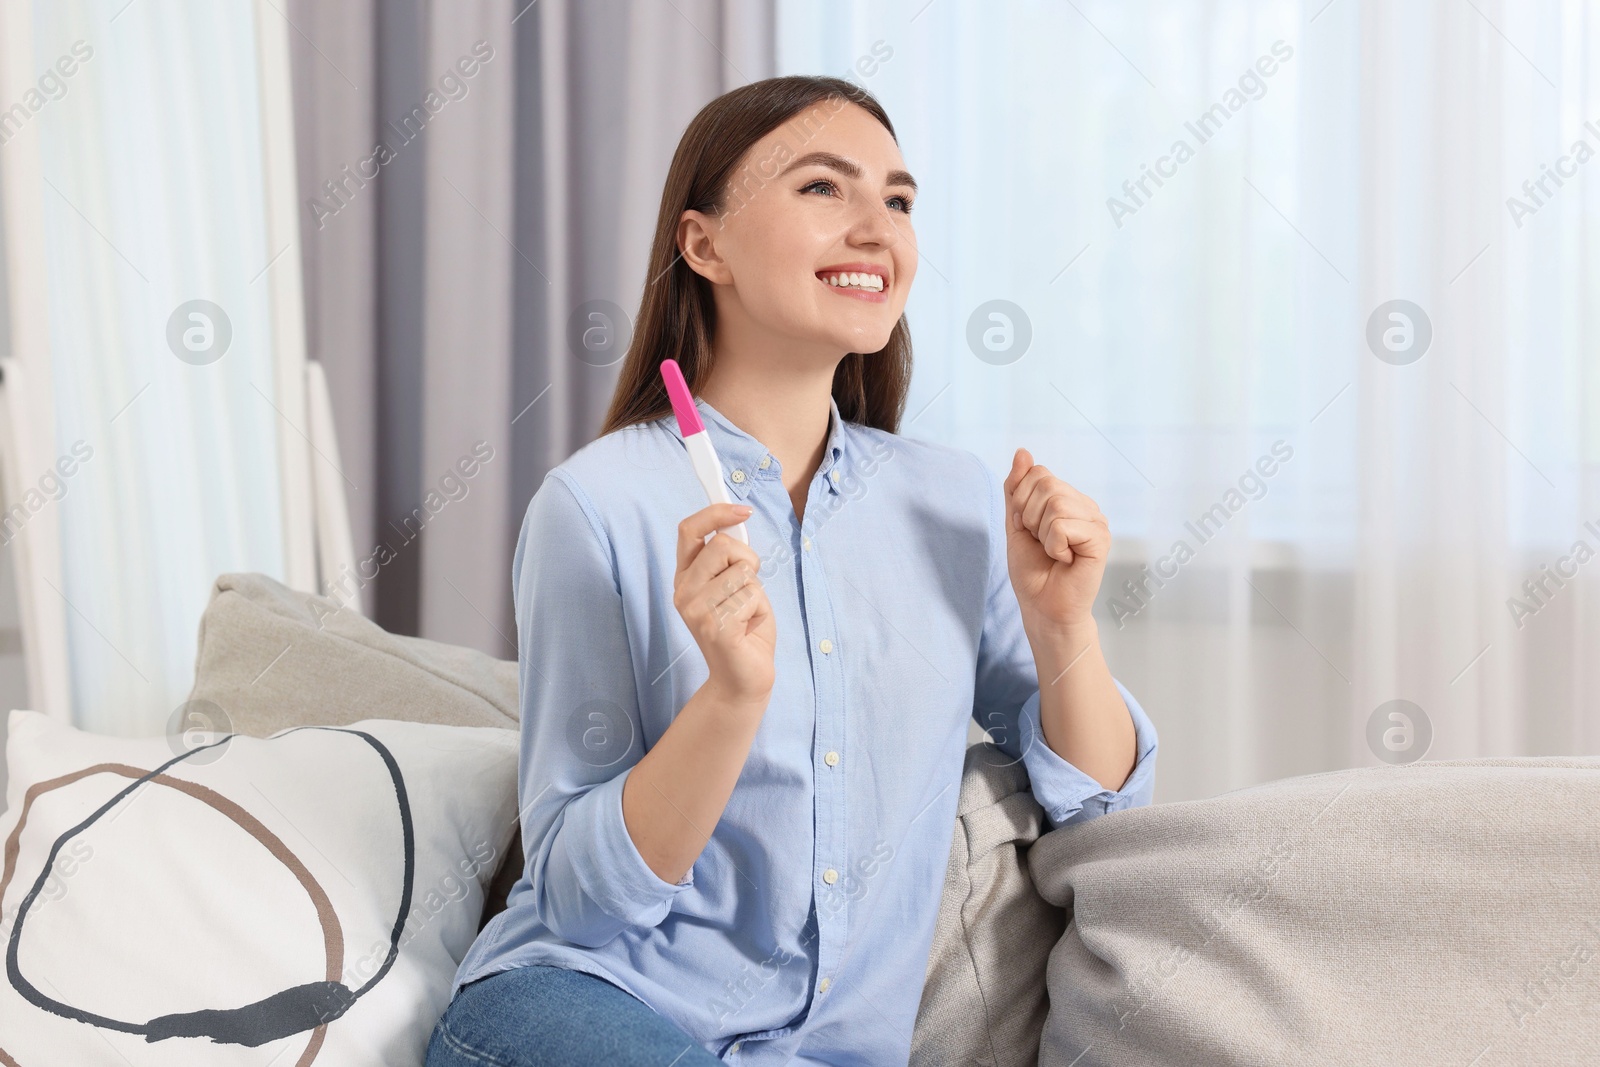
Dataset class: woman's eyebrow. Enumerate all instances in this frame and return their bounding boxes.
[780,150,918,192]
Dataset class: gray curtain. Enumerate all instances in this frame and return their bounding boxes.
[286,0,774,651]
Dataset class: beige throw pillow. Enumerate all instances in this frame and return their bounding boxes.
[186,572,523,929]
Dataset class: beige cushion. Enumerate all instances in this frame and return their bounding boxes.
[1030,757,1600,1066]
[186,572,523,928]
[911,743,1065,1067]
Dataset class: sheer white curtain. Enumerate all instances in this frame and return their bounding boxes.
[778,0,1599,802]
[18,0,299,735]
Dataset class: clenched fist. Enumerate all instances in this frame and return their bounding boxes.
[1003,448,1110,636]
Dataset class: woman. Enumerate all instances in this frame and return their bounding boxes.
[426,74,1157,1066]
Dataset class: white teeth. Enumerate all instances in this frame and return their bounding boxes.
[822,272,884,291]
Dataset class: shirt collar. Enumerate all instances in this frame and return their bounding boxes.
[669,394,848,500]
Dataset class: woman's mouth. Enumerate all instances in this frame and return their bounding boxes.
[816,266,889,303]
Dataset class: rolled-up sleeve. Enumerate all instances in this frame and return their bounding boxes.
[970,460,1159,833]
[1013,682,1158,830]
[510,471,694,948]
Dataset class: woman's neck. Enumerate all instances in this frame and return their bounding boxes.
[697,334,841,524]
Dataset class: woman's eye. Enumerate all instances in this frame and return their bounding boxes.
[799,178,912,213]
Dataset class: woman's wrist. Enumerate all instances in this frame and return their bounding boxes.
[699,676,772,721]
[1023,613,1101,670]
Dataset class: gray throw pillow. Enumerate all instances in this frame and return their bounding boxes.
[911,743,1066,1067]
[186,571,523,929]
[1030,756,1600,1066]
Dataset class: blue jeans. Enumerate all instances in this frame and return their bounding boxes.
[425,963,725,1066]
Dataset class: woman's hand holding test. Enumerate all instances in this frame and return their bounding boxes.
[1003,448,1137,793]
[673,502,777,706]
[618,501,777,889]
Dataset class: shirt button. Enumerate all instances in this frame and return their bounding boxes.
[758,455,771,469]
[730,1041,742,1052]
[731,469,745,484]
[819,638,832,654]
[823,868,839,884]
[819,977,831,993]
[824,750,839,766]
[829,470,840,483]
[802,536,812,551]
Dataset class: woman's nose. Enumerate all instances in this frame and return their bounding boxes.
[846,197,903,249]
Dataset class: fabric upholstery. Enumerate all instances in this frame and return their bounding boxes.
[911,743,1064,1067]
[1029,757,1600,1066]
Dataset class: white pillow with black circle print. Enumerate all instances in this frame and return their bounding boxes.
[0,709,518,1066]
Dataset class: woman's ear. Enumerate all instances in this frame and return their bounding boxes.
[678,210,734,285]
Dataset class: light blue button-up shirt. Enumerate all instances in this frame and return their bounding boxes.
[450,393,1158,1064]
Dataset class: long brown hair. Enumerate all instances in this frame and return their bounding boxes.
[599,75,913,437]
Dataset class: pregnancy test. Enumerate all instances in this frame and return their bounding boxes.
[660,358,749,545]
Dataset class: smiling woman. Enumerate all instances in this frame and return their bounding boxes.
[599,77,917,443]
[425,74,1154,1067]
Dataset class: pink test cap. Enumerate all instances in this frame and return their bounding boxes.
[660,359,705,435]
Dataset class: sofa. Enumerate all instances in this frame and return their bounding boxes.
[3,571,1596,1065]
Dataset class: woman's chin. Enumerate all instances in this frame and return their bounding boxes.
[850,330,896,355]
[814,324,896,356]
